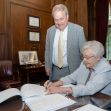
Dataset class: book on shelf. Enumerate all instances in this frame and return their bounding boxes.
[73,104,107,111]
[0,83,76,111]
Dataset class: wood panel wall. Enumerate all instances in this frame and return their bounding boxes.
[0,0,88,65]
[0,0,52,64]
[0,0,11,60]
[10,0,52,64]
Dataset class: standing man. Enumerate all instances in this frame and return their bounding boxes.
[45,4,86,81]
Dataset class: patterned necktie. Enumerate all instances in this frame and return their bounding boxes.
[58,31,63,68]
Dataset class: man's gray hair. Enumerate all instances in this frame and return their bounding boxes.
[81,40,104,57]
[52,4,69,17]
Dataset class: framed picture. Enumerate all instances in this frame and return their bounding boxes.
[18,51,38,65]
[29,31,40,42]
[28,16,40,28]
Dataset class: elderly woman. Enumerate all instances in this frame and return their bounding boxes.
[44,40,111,97]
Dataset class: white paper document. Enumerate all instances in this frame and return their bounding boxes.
[0,84,46,103]
[73,104,107,111]
[0,88,21,103]
[21,84,46,100]
[25,94,76,111]
[0,83,76,111]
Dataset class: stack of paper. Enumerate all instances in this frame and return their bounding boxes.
[21,84,46,100]
[0,83,76,111]
[0,88,21,103]
[25,94,76,111]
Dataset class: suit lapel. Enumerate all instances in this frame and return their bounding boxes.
[67,23,74,58]
[50,28,56,59]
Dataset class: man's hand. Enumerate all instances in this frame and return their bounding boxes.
[45,68,51,76]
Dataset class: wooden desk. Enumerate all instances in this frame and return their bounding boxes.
[23,93,111,111]
[63,93,111,111]
[1,93,111,111]
[19,64,48,84]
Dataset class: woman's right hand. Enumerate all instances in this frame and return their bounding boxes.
[44,80,53,89]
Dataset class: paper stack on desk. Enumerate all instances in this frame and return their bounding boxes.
[0,83,46,103]
[25,93,76,111]
[0,83,76,111]
[20,83,47,101]
[73,104,107,111]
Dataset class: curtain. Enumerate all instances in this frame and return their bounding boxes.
[95,0,109,47]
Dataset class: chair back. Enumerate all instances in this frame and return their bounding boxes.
[0,60,13,81]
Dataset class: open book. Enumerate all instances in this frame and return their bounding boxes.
[0,84,46,103]
[0,83,76,111]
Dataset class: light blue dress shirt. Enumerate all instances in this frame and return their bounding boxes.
[60,58,111,97]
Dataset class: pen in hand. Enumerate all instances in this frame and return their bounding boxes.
[44,80,52,90]
[46,74,52,88]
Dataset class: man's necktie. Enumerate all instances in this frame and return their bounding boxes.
[58,31,63,68]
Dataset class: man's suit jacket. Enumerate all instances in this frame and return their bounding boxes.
[45,22,86,74]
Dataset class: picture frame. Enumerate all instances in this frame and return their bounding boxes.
[18,51,38,65]
[28,16,40,28]
[29,31,40,42]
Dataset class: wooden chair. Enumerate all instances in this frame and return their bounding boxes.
[0,60,21,90]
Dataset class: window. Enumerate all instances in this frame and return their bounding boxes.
[106,3,111,60]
